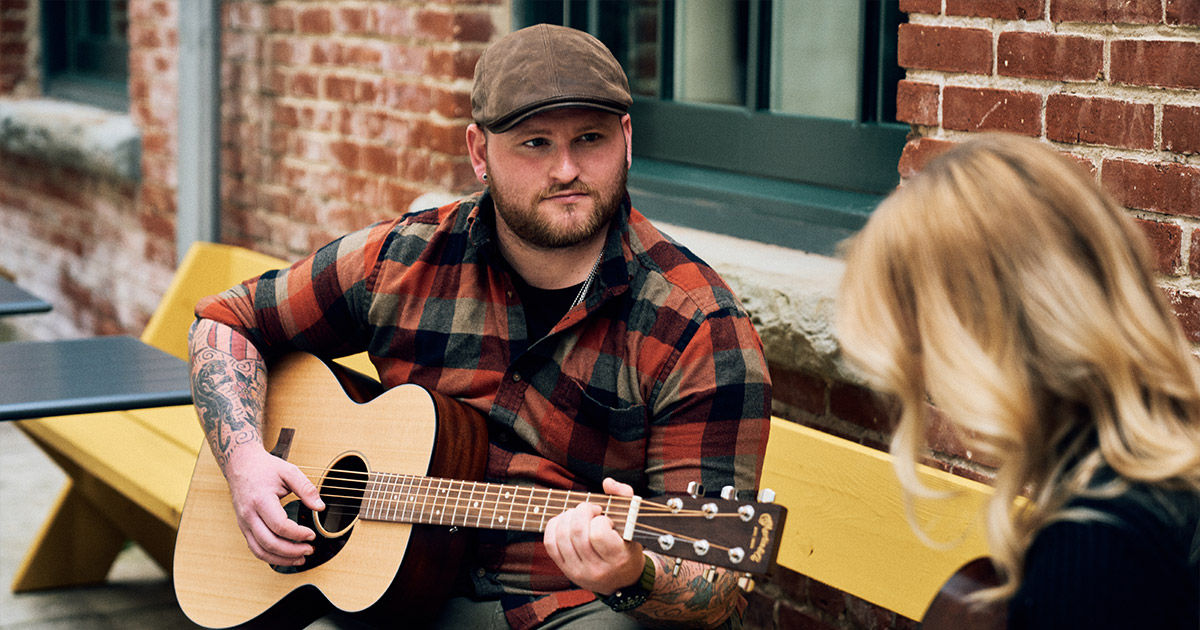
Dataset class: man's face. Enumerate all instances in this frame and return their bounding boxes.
[474,108,632,250]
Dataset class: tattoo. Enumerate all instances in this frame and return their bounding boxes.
[624,554,741,628]
[189,320,268,471]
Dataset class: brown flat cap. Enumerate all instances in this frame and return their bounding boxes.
[472,24,632,133]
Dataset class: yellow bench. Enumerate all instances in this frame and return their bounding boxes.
[760,417,992,622]
[12,242,289,592]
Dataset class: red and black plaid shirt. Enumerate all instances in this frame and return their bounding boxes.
[196,193,772,628]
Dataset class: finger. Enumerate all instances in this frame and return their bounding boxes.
[602,477,634,497]
[282,465,326,512]
[244,514,313,565]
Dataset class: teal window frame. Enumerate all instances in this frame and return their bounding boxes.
[515,0,908,254]
[41,0,130,111]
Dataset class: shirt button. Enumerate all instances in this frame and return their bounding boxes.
[512,372,521,382]
[476,568,486,578]
[506,290,513,299]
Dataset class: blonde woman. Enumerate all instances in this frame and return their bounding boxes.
[836,133,1200,629]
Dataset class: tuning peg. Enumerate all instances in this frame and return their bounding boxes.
[672,558,683,577]
[692,539,710,556]
[703,566,717,583]
[657,533,675,551]
[687,481,705,498]
[737,574,756,592]
[757,488,776,503]
[727,547,745,564]
[720,485,737,500]
[667,497,683,513]
[737,504,755,522]
[701,502,718,519]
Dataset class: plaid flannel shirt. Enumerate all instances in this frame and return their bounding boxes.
[195,192,772,629]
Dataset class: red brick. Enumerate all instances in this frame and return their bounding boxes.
[1190,230,1200,276]
[1167,0,1200,25]
[947,0,1043,19]
[323,75,357,102]
[1051,0,1162,24]
[361,145,398,177]
[809,580,847,617]
[1046,94,1154,150]
[998,32,1103,81]
[1135,218,1182,275]
[296,7,332,35]
[897,24,992,74]
[328,140,360,170]
[898,136,957,178]
[289,71,319,98]
[829,381,891,433]
[335,7,369,34]
[1163,105,1200,154]
[432,87,471,119]
[415,8,454,40]
[268,6,294,31]
[1103,159,1200,218]
[779,603,838,630]
[1111,39,1200,89]
[769,364,828,416]
[453,11,494,43]
[896,80,939,126]
[374,5,414,37]
[899,0,942,13]
[1165,288,1200,343]
[943,87,1041,136]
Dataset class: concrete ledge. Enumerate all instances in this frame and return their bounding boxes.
[0,99,141,181]
[661,222,858,383]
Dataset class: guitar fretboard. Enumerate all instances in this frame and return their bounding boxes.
[360,473,636,534]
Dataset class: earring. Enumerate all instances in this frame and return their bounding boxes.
[482,173,488,182]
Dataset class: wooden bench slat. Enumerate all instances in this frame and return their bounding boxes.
[761,417,991,621]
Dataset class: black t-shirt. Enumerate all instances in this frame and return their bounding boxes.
[508,272,584,342]
[1008,478,1200,629]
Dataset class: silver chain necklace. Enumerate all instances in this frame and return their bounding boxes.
[570,251,602,309]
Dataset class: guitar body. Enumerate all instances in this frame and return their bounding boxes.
[921,557,1008,630]
[174,353,488,629]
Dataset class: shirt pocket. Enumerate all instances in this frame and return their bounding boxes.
[556,376,649,444]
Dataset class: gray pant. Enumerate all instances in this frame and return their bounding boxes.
[426,596,743,630]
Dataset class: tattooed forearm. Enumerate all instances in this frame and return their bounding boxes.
[188,319,269,472]
[624,553,741,629]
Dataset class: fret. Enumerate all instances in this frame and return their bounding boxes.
[450,478,465,527]
[517,485,532,532]
[432,478,449,525]
[386,473,403,522]
[363,473,378,520]
[470,481,485,528]
[539,487,553,531]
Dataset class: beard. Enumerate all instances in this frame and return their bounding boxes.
[488,166,628,249]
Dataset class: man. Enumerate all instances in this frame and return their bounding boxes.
[189,24,771,629]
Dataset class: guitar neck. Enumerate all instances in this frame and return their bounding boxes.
[361,473,639,535]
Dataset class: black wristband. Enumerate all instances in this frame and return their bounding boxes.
[602,554,656,612]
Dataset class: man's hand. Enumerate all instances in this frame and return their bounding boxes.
[544,477,647,595]
[224,446,326,567]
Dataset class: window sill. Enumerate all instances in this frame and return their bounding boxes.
[628,158,883,257]
[0,98,140,182]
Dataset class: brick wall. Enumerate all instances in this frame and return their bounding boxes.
[895,0,1200,343]
[0,0,35,97]
[0,0,179,340]
[219,0,500,260]
[746,3,1200,629]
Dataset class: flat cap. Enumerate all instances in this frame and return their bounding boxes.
[472,24,632,133]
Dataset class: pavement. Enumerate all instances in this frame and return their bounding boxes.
[0,422,357,630]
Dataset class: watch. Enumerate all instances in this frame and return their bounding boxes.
[602,554,656,612]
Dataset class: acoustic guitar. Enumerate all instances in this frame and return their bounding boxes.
[921,557,1007,630]
[174,353,787,629]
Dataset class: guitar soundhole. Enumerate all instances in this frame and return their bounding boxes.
[271,453,368,575]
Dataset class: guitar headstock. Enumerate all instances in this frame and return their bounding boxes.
[629,485,786,584]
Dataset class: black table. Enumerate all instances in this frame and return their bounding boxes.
[0,277,52,316]
[0,336,192,421]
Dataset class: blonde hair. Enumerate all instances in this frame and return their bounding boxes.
[836,133,1200,599]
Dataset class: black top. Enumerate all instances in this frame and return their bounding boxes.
[1008,475,1200,629]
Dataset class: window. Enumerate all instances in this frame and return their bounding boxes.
[515,0,908,254]
[41,0,130,110]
